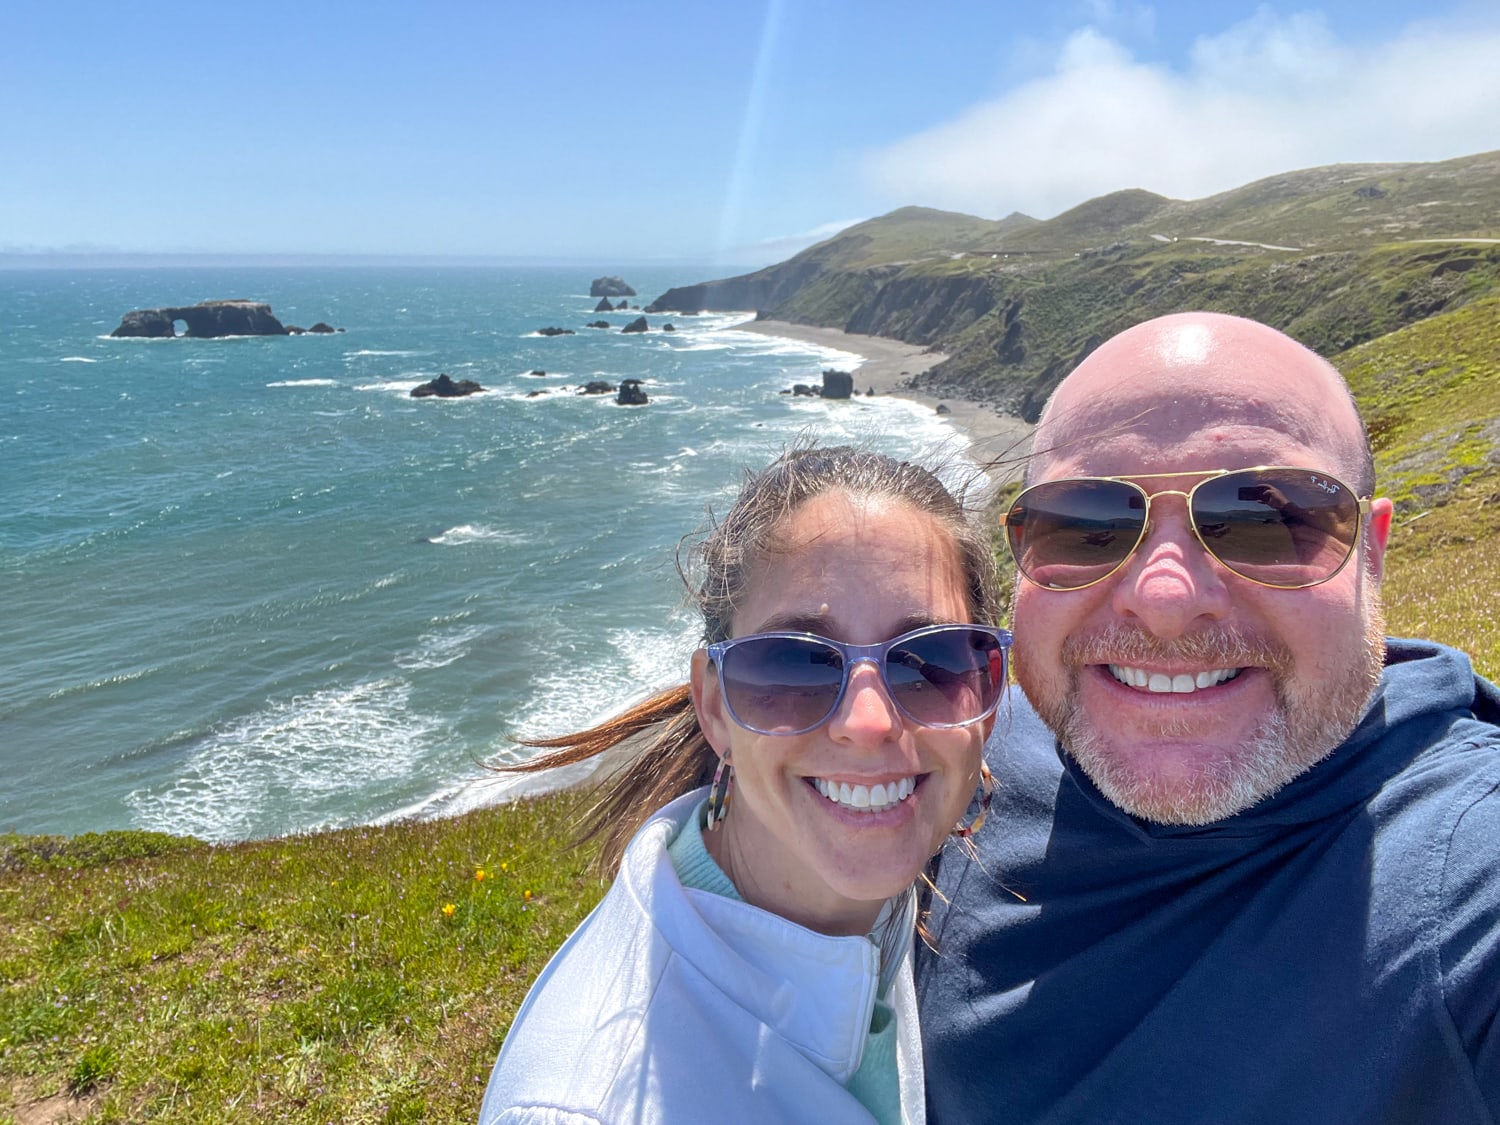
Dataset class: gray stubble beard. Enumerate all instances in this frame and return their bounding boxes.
[1033,605,1387,826]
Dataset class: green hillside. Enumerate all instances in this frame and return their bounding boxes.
[647,149,1500,423]
[1337,295,1500,671]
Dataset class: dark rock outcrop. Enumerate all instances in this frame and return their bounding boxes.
[820,369,854,399]
[594,297,616,312]
[616,379,648,405]
[781,370,855,399]
[581,380,616,395]
[309,322,337,334]
[621,317,649,334]
[411,374,484,398]
[537,326,576,336]
[662,323,676,332]
[590,276,636,298]
[110,300,290,338]
[585,320,611,329]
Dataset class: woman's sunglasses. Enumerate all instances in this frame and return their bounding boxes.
[1000,466,1372,592]
[703,624,1012,736]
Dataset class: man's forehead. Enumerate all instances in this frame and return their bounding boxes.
[1033,386,1363,490]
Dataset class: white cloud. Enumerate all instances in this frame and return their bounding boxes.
[863,11,1500,219]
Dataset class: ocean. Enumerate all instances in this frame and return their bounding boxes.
[1,265,978,842]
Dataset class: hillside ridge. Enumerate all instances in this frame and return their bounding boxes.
[648,149,1500,420]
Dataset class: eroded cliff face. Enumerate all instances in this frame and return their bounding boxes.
[643,259,826,316]
[110,301,288,338]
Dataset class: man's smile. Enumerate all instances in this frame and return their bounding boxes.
[1106,665,1242,693]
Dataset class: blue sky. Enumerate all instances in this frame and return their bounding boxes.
[4,1,1498,267]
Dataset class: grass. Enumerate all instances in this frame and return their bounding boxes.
[1335,294,1500,674]
[0,789,605,1124]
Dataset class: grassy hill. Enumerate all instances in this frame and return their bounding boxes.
[648,149,1500,421]
[1338,294,1500,672]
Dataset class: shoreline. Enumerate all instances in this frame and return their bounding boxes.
[732,319,1034,473]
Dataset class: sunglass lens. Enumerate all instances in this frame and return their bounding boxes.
[1192,469,1361,585]
[884,628,1007,726]
[719,635,845,733]
[1007,479,1146,590]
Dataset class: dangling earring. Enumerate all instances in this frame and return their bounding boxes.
[950,761,994,839]
[706,751,734,831]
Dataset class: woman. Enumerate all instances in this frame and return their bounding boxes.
[479,446,1009,1125]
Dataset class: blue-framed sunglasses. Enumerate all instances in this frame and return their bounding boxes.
[703,623,1012,736]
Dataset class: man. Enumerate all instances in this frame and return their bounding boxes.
[918,312,1499,1124]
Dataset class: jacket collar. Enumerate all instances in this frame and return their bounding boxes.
[617,790,882,1082]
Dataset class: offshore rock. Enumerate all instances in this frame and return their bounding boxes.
[110,300,290,338]
[820,369,854,399]
[537,326,576,336]
[594,297,616,312]
[581,380,616,395]
[782,371,854,399]
[590,276,636,298]
[616,379,648,405]
[411,373,484,398]
[620,316,649,334]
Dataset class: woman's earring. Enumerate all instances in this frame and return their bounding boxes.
[950,761,994,839]
[706,751,734,831]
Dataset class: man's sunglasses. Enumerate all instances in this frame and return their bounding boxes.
[703,624,1012,736]
[1000,466,1372,592]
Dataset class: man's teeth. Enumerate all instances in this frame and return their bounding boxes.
[814,776,916,811]
[1108,665,1241,693]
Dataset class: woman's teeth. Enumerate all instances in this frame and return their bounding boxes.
[814,776,915,811]
[1109,665,1241,693]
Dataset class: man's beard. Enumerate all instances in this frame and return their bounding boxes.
[1024,604,1387,826]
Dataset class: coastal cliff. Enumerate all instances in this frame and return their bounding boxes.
[650,150,1500,420]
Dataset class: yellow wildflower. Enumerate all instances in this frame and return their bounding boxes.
[442,903,457,917]
[475,868,487,882]
[523,889,533,902]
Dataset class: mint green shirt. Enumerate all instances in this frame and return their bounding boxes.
[667,801,902,1125]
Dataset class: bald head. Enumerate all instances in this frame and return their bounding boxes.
[1035,313,1373,494]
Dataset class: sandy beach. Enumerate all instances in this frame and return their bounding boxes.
[735,319,1034,473]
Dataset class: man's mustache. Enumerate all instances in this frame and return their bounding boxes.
[1058,623,1295,676]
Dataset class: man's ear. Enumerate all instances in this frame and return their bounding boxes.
[690,649,733,760]
[1366,497,1394,582]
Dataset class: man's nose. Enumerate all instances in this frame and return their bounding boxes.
[1109,497,1232,638]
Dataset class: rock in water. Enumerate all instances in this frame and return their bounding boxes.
[820,369,854,399]
[590,276,636,298]
[620,317,649,334]
[616,379,649,405]
[109,300,292,338]
[411,373,484,398]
